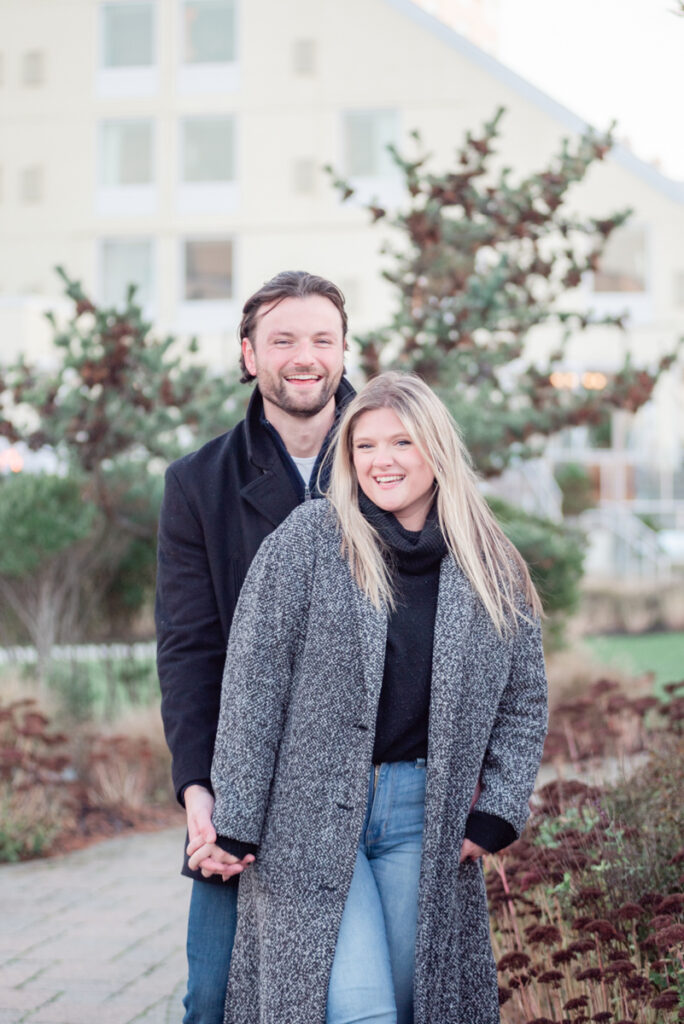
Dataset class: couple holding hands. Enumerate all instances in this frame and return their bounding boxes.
[157,271,547,1024]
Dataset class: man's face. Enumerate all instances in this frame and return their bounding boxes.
[242,295,346,418]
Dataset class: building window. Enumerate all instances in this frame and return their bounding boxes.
[593,226,647,293]
[343,110,398,178]
[292,38,316,76]
[22,51,45,86]
[20,166,44,204]
[101,2,154,68]
[182,116,234,183]
[182,1,235,63]
[184,239,233,300]
[100,239,154,308]
[100,120,153,186]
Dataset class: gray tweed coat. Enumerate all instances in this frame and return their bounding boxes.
[211,500,548,1024]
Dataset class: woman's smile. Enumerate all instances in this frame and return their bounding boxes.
[352,407,435,530]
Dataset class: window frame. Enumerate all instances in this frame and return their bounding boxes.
[178,0,239,94]
[96,118,157,216]
[97,2,158,98]
[177,235,237,330]
[177,115,239,214]
[98,236,156,313]
[339,108,403,208]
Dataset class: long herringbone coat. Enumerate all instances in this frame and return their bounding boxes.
[211,500,548,1024]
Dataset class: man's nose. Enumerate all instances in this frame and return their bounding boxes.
[292,341,317,365]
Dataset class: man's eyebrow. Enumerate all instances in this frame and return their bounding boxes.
[265,329,337,339]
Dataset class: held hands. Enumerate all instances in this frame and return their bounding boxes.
[187,836,254,880]
[184,784,254,880]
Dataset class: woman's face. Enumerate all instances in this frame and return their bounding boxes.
[352,407,435,531]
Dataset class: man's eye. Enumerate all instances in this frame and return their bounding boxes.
[315,338,333,345]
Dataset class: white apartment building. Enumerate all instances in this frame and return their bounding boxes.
[1,0,683,569]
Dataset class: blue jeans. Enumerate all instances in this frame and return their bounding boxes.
[326,760,426,1024]
[183,879,238,1024]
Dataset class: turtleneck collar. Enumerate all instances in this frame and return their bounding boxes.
[359,491,447,576]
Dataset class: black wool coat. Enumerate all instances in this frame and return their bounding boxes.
[155,379,355,882]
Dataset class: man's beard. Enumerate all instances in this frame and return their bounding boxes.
[259,371,341,418]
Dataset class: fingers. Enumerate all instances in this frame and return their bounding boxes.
[460,839,487,863]
[197,853,255,880]
[186,833,217,858]
[188,842,255,873]
[187,815,217,846]
[188,844,229,871]
[199,858,249,879]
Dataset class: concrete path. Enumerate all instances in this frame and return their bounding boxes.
[0,827,190,1024]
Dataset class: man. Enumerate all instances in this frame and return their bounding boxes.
[156,271,353,1024]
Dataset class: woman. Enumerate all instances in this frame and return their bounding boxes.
[189,372,548,1024]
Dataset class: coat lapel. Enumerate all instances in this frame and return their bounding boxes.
[427,557,477,779]
[350,576,388,713]
[240,471,299,528]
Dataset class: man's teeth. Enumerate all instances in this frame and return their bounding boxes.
[287,374,320,381]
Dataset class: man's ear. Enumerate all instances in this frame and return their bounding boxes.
[242,337,257,377]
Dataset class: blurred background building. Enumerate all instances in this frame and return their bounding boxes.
[1,0,683,574]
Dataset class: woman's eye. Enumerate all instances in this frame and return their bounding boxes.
[395,439,411,447]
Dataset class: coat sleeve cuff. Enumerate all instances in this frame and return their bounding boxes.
[465,810,517,853]
[215,836,258,860]
[178,778,214,807]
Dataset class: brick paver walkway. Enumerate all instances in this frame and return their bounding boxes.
[0,827,189,1024]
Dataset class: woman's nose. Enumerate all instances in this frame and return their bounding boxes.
[372,447,394,467]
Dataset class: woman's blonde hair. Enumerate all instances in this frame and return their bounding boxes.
[325,372,542,633]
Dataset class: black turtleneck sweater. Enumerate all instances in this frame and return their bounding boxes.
[360,494,517,855]
[360,494,446,766]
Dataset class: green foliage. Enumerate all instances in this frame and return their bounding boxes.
[584,632,684,692]
[328,109,681,478]
[0,269,246,657]
[487,496,585,641]
[0,806,57,863]
[489,679,684,1023]
[0,473,97,576]
[46,657,158,721]
[596,736,684,902]
[0,267,243,480]
[553,462,597,517]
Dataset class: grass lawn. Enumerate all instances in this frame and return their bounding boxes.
[584,631,684,693]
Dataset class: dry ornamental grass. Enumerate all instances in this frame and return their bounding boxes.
[488,677,684,1024]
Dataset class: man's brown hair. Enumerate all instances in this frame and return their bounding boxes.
[238,271,348,383]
